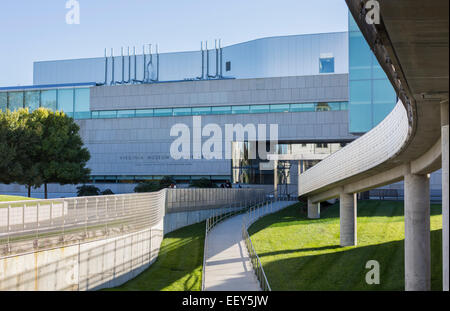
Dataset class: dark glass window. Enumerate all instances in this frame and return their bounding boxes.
[226,61,231,71]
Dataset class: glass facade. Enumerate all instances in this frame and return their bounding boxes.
[8,92,24,111]
[89,101,348,119]
[232,142,345,184]
[348,14,397,133]
[25,91,40,112]
[0,87,91,120]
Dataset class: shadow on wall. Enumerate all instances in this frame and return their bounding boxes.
[260,229,442,291]
[0,227,164,291]
[107,221,205,291]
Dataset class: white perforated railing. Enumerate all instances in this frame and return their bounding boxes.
[299,100,410,196]
[0,191,166,256]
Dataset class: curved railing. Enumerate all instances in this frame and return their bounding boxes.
[241,194,297,291]
[201,193,266,291]
[299,100,410,196]
[0,191,166,256]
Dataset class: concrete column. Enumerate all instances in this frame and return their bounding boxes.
[404,172,430,291]
[441,102,449,291]
[340,193,357,246]
[273,159,278,199]
[307,198,320,219]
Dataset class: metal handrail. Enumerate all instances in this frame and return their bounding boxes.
[241,191,297,291]
[201,192,296,291]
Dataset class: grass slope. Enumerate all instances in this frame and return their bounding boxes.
[107,221,205,291]
[0,195,35,202]
[248,200,442,291]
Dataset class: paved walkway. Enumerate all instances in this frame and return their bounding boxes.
[203,201,295,291]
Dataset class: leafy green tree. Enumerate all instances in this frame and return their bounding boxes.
[31,108,91,198]
[0,109,42,197]
[77,185,100,197]
[189,178,218,188]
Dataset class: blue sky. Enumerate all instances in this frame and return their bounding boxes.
[0,0,349,87]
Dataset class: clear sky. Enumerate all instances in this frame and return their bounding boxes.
[0,0,349,87]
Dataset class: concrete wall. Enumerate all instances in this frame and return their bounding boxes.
[0,188,264,290]
[0,218,164,291]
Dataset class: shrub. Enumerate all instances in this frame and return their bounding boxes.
[134,181,161,193]
[101,189,114,195]
[77,185,100,197]
[189,178,218,188]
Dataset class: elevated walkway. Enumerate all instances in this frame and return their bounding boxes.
[298,0,448,291]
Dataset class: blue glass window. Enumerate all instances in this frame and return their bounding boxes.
[154,108,172,116]
[328,102,341,111]
[211,106,231,114]
[0,93,6,111]
[173,107,191,116]
[25,91,40,112]
[117,110,136,118]
[319,57,335,73]
[349,80,372,133]
[290,103,315,112]
[41,90,57,110]
[232,105,250,114]
[57,89,74,117]
[74,88,90,119]
[373,79,397,125]
[135,109,153,117]
[98,110,117,118]
[270,104,290,112]
[250,105,270,113]
[8,92,24,111]
[192,107,211,115]
[349,31,372,80]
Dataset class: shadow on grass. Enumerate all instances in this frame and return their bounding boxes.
[249,200,442,236]
[261,229,442,291]
[106,221,205,291]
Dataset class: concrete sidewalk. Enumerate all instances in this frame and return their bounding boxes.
[203,201,295,291]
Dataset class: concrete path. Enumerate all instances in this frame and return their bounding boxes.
[203,200,295,291]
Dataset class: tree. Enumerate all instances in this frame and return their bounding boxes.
[0,109,42,197]
[77,185,100,197]
[32,108,91,199]
[134,176,175,193]
[189,178,218,188]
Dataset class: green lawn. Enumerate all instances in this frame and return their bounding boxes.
[0,195,35,202]
[107,221,205,291]
[248,200,443,291]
